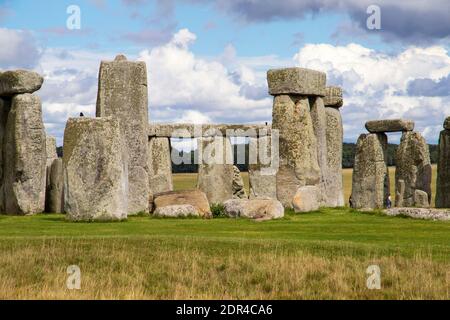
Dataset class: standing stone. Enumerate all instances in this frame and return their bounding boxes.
[325,106,344,207]
[46,135,57,161]
[436,124,450,208]
[395,131,432,207]
[3,94,46,214]
[232,165,247,199]
[248,136,277,199]
[0,98,11,213]
[0,70,44,96]
[414,190,430,208]
[351,133,390,209]
[310,97,329,206]
[197,135,234,204]
[63,117,128,221]
[272,94,320,208]
[47,158,64,213]
[45,135,58,212]
[148,137,173,195]
[96,55,149,214]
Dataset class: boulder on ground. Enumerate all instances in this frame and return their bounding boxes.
[153,189,212,218]
[153,204,200,218]
[384,208,450,221]
[63,117,128,221]
[223,199,284,220]
[365,119,414,133]
[323,86,343,108]
[267,68,326,96]
[0,70,44,96]
[292,186,320,212]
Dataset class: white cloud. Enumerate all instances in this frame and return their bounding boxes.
[0,28,41,69]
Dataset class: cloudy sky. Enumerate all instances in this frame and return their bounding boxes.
[1,0,450,146]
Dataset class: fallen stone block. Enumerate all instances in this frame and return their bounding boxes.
[153,189,211,218]
[292,186,320,212]
[267,68,326,96]
[63,117,128,221]
[223,199,284,220]
[0,70,44,96]
[153,204,200,218]
[384,208,450,221]
[365,119,414,133]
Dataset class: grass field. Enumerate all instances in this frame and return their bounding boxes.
[0,166,448,300]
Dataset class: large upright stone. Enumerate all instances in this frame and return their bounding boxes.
[45,135,60,213]
[351,133,390,209]
[0,98,11,213]
[3,94,46,214]
[310,97,329,206]
[325,106,344,207]
[436,126,450,208]
[267,68,326,96]
[395,131,432,207]
[47,158,64,213]
[0,70,44,96]
[197,135,234,204]
[96,55,149,214]
[148,137,173,195]
[63,117,128,221]
[272,95,320,208]
[365,119,414,133]
[232,165,247,199]
[248,136,277,199]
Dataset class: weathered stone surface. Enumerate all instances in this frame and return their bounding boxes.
[63,117,128,221]
[436,130,450,208]
[443,117,450,130]
[310,97,329,206]
[248,136,277,199]
[148,137,173,195]
[0,70,44,96]
[395,131,432,207]
[414,190,430,208]
[0,97,11,213]
[44,135,59,213]
[153,189,211,218]
[351,133,390,209]
[272,95,320,208]
[46,135,57,161]
[267,68,326,96]
[96,55,149,214]
[46,158,64,213]
[3,94,46,214]
[197,136,234,204]
[153,204,200,218]
[396,179,405,207]
[325,107,344,207]
[323,86,343,108]
[232,166,247,199]
[223,199,284,220]
[149,123,272,138]
[292,186,320,213]
[384,208,450,221]
[365,119,414,133]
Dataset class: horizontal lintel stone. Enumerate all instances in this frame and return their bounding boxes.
[267,67,326,97]
[148,123,272,138]
[0,70,44,96]
[365,119,415,133]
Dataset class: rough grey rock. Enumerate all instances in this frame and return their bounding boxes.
[232,165,247,199]
[325,107,344,207]
[414,190,430,208]
[2,94,46,214]
[46,135,57,161]
[384,208,450,221]
[45,135,59,213]
[365,119,414,133]
[149,123,271,138]
[292,186,320,213]
[323,86,343,108]
[197,136,234,204]
[436,129,450,207]
[248,136,277,199]
[153,189,211,218]
[63,117,128,221]
[46,158,64,213]
[223,199,284,220]
[153,204,200,218]
[272,95,320,208]
[267,68,326,96]
[396,179,405,207]
[443,117,450,130]
[351,133,390,209]
[310,97,329,206]
[0,70,44,96]
[96,54,149,215]
[148,137,173,195]
[0,97,11,213]
[395,131,432,207]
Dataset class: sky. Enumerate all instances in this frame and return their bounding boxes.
[1,0,450,146]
